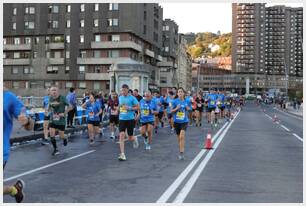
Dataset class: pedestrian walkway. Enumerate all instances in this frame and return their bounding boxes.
[285,106,303,117]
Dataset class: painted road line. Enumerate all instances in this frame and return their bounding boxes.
[265,114,272,119]
[292,133,303,142]
[172,109,241,203]
[156,120,230,203]
[4,150,96,182]
[280,125,290,132]
[274,107,303,120]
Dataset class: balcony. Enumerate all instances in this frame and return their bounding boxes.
[157,55,163,62]
[77,57,134,65]
[3,44,32,51]
[145,49,155,58]
[91,41,142,52]
[49,58,65,65]
[3,58,30,65]
[49,43,65,50]
[157,61,174,67]
[85,73,110,80]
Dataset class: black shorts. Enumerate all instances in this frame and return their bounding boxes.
[167,113,173,119]
[207,107,216,112]
[49,123,65,131]
[119,120,135,136]
[220,106,225,111]
[174,122,188,135]
[157,112,164,120]
[140,121,154,126]
[196,107,203,112]
[44,115,50,121]
[109,115,119,125]
[88,120,100,127]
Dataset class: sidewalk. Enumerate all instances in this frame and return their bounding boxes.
[286,106,303,117]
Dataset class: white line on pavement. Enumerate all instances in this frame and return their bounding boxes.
[172,109,241,203]
[280,125,290,132]
[273,107,303,120]
[4,150,96,182]
[265,114,272,119]
[292,133,303,142]
[156,121,230,203]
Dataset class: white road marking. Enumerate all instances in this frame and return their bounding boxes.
[265,114,272,119]
[173,109,241,203]
[4,150,96,182]
[280,125,290,132]
[292,133,303,142]
[156,121,230,203]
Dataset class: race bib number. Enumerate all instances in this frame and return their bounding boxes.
[89,112,94,118]
[111,109,118,115]
[197,103,202,107]
[176,111,185,120]
[210,101,215,105]
[142,109,149,116]
[53,114,60,121]
[120,106,127,114]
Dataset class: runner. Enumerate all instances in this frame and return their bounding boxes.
[185,91,194,126]
[153,91,164,134]
[107,91,119,140]
[218,90,226,119]
[133,89,143,131]
[48,85,73,156]
[3,88,34,203]
[165,91,175,133]
[66,87,77,128]
[82,92,103,145]
[225,94,232,121]
[171,87,190,160]
[118,84,139,161]
[195,93,204,127]
[136,91,158,150]
[42,88,50,145]
[207,89,218,129]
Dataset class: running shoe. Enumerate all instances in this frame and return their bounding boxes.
[63,138,68,146]
[12,179,25,203]
[145,144,151,150]
[41,138,49,145]
[133,136,139,148]
[89,139,95,145]
[161,122,164,127]
[171,128,175,134]
[178,153,185,160]
[143,136,148,145]
[52,149,60,156]
[118,153,127,161]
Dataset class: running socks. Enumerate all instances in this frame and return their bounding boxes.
[50,137,57,150]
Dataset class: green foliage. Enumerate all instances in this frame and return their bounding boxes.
[187,32,232,59]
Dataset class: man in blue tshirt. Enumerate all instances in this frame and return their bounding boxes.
[218,90,226,118]
[118,84,139,161]
[3,89,34,203]
[207,89,218,123]
[137,91,158,150]
[66,87,77,128]
[153,91,164,133]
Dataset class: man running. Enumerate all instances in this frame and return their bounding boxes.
[136,91,158,150]
[171,87,190,160]
[195,93,204,127]
[48,85,73,156]
[165,91,175,133]
[185,91,194,126]
[66,87,77,128]
[42,88,50,145]
[3,88,34,203]
[207,89,217,125]
[118,84,139,161]
[107,91,119,140]
[153,91,164,133]
[82,92,103,145]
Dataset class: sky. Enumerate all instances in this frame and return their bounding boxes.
[160,3,303,34]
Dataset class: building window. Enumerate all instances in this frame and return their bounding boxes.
[80,19,84,28]
[46,66,58,74]
[163,25,169,31]
[154,32,158,42]
[95,35,101,42]
[25,7,35,14]
[143,25,146,34]
[108,50,119,58]
[80,35,84,43]
[23,66,33,74]
[13,52,20,59]
[66,5,71,13]
[33,51,37,58]
[66,51,70,58]
[164,47,169,52]
[25,21,35,29]
[111,35,120,42]
[3,52,7,58]
[108,18,118,26]
[94,50,100,58]
[49,5,59,13]
[66,20,70,28]
[94,82,100,90]
[12,67,19,74]
[13,82,20,89]
[79,82,86,89]
[94,19,98,27]
[80,51,86,58]
[79,65,85,74]
[80,4,85,12]
[3,38,6,45]
[66,82,72,88]
[25,37,31,44]
[66,35,70,43]
[46,51,50,58]
[49,21,59,29]
[109,3,119,10]
[13,22,16,30]
[94,3,99,11]
[65,66,70,74]
[13,7,17,15]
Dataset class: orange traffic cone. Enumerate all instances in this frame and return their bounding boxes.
[204,130,213,150]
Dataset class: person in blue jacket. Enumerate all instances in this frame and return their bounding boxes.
[3,88,34,203]
[171,87,190,160]
[136,91,159,150]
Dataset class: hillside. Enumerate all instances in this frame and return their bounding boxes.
[187,32,232,59]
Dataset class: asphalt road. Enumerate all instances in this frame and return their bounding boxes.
[3,103,303,203]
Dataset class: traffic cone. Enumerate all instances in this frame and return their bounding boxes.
[204,130,213,150]
[273,114,278,122]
